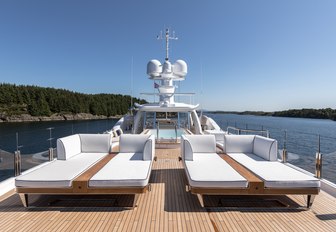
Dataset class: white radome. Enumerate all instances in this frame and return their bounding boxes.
[147,59,162,77]
[173,60,187,77]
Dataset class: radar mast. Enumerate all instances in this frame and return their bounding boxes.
[157,28,178,61]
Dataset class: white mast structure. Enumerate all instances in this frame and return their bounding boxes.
[147,29,188,107]
[132,29,201,135]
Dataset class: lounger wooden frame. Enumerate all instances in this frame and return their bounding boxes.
[185,153,320,208]
[16,153,152,208]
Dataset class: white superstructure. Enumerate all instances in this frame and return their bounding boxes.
[110,29,223,139]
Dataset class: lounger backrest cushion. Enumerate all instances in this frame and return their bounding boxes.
[182,135,216,161]
[253,135,278,161]
[184,135,216,153]
[119,134,150,153]
[224,135,254,153]
[143,135,155,161]
[79,134,111,153]
[57,134,81,160]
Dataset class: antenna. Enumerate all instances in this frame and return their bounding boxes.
[200,61,204,117]
[130,56,134,115]
[157,28,178,61]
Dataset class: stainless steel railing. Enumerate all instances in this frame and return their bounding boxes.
[0,121,117,182]
[226,126,270,138]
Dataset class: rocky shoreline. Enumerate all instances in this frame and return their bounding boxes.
[0,113,121,123]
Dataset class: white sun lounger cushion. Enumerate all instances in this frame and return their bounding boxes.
[253,135,278,161]
[89,152,152,187]
[224,135,255,154]
[15,153,107,188]
[227,153,320,188]
[184,153,248,188]
[79,134,111,153]
[224,135,278,161]
[57,134,81,160]
[119,134,154,160]
[143,135,155,161]
[181,135,216,161]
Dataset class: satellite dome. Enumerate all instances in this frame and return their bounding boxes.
[162,61,172,74]
[173,60,187,77]
[147,60,162,77]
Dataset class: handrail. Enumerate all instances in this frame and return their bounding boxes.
[226,126,270,138]
[174,124,178,142]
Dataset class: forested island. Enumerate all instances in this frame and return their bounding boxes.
[1,83,335,123]
[0,83,146,122]
[209,109,336,121]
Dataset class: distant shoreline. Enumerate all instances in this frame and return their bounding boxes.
[206,108,336,121]
[0,113,121,123]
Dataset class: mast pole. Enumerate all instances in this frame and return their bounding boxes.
[165,29,169,61]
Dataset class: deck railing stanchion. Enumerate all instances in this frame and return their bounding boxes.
[282,130,287,163]
[315,134,322,179]
[47,127,54,161]
[14,150,21,176]
[48,148,54,161]
[14,132,22,176]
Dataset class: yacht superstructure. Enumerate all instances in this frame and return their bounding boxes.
[111,29,223,141]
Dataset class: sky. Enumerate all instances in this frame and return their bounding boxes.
[0,0,335,111]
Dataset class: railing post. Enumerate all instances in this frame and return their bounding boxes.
[282,130,287,163]
[315,152,322,179]
[14,132,22,176]
[315,134,322,179]
[14,150,21,176]
[48,148,54,161]
[47,127,54,161]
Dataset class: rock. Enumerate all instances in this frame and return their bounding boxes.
[48,114,64,121]
[63,114,75,120]
[0,113,113,122]
[6,114,40,122]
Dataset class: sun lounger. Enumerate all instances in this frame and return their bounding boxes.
[220,135,320,207]
[183,134,320,208]
[15,133,155,208]
[181,135,249,206]
[89,134,155,206]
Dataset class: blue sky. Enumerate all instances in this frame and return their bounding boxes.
[0,0,335,111]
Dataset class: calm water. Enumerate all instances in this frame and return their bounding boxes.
[0,119,118,154]
[1,115,335,183]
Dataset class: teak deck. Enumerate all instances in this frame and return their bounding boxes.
[1,147,336,232]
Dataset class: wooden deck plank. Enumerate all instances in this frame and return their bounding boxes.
[1,147,336,231]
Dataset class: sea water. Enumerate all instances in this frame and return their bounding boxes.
[0,115,335,183]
